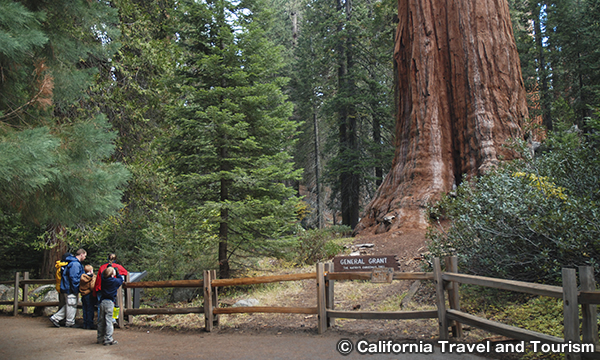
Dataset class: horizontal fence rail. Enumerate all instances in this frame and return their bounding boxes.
[0,279,54,286]
[326,272,433,281]
[442,273,564,298]
[211,272,317,287]
[579,291,600,305]
[327,310,438,320]
[124,279,204,288]
[3,257,600,358]
[446,309,565,344]
[125,307,204,315]
[213,306,318,315]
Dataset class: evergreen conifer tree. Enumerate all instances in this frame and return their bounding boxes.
[0,0,129,276]
[167,0,301,278]
[79,0,180,266]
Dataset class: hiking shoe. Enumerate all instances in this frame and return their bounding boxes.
[49,317,60,328]
[103,340,118,346]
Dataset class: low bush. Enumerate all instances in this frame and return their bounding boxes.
[293,225,351,265]
[427,121,600,285]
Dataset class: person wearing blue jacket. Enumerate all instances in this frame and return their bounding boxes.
[50,249,87,328]
[97,266,124,345]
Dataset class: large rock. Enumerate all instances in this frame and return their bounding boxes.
[0,285,10,300]
[0,286,21,301]
[31,285,55,298]
[171,274,200,303]
[232,298,259,307]
[41,289,59,316]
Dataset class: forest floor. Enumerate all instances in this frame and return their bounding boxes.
[134,229,443,337]
[122,229,515,359]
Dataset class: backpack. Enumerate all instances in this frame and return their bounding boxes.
[54,252,72,292]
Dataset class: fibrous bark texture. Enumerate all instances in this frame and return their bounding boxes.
[356,0,528,234]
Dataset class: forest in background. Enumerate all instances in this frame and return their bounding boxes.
[1,0,599,282]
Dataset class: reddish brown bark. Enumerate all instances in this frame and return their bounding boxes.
[356,0,528,234]
[41,224,67,278]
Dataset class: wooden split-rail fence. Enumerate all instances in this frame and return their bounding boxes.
[3,257,600,359]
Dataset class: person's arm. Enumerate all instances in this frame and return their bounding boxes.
[114,267,125,282]
[115,263,128,275]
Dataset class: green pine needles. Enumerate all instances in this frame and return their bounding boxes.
[166,0,302,277]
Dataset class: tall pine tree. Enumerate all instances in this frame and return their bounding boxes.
[167,0,301,278]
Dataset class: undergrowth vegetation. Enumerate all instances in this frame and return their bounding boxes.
[459,286,571,359]
[293,225,352,265]
[427,119,600,285]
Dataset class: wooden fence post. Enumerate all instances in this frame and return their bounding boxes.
[203,270,213,332]
[579,266,598,347]
[316,262,327,334]
[445,256,463,339]
[126,274,132,324]
[22,272,29,315]
[433,258,449,340]
[13,272,19,316]
[562,268,581,360]
[324,262,334,328]
[210,270,219,328]
[117,285,124,329]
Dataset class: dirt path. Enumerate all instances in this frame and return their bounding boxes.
[0,315,493,360]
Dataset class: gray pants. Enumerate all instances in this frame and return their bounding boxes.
[97,299,114,344]
[51,294,77,326]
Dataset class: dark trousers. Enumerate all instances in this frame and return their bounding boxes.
[81,293,96,328]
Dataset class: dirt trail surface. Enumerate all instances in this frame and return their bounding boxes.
[0,315,492,360]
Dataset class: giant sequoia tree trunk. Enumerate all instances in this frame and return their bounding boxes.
[356,0,528,234]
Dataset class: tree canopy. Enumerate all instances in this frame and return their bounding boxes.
[0,0,128,277]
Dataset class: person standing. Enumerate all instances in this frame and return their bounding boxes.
[94,253,128,325]
[50,249,87,328]
[97,266,123,345]
[80,264,97,329]
[94,253,128,300]
[54,252,72,313]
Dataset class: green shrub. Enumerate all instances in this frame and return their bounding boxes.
[294,225,351,265]
[499,297,565,338]
[427,123,600,285]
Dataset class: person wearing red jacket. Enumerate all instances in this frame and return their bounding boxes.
[94,253,128,326]
[94,253,128,298]
[97,266,123,345]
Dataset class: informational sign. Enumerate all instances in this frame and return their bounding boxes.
[333,255,399,272]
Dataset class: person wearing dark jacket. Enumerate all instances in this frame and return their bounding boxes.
[94,253,128,326]
[80,265,97,330]
[97,266,123,345]
[50,249,87,328]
